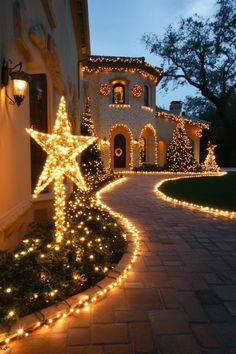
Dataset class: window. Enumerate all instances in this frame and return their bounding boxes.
[113,83,125,104]
[144,85,150,107]
[29,74,48,192]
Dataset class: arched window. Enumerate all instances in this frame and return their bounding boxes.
[113,83,125,104]
[144,85,150,107]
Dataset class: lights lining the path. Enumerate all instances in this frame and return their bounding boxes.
[154,173,236,219]
[0,178,140,347]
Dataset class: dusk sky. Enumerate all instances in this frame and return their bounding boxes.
[88,0,216,109]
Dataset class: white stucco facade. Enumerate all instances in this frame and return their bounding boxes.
[83,56,208,171]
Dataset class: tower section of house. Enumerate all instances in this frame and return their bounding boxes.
[82,55,163,170]
[82,56,209,171]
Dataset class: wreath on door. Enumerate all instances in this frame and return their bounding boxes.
[115,147,123,157]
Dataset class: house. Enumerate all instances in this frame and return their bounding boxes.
[0,0,90,249]
[82,55,209,170]
[0,2,208,250]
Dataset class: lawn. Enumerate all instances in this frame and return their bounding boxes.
[159,172,236,211]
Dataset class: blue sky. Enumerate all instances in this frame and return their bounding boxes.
[88,0,216,109]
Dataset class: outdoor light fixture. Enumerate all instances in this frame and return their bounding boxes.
[1,58,31,106]
[102,138,110,146]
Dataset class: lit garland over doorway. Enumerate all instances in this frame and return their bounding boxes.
[27,96,96,243]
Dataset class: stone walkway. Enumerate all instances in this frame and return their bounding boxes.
[8,174,236,354]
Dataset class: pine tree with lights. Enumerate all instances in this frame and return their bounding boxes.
[80,98,108,190]
[166,117,198,172]
[202,142,220,172]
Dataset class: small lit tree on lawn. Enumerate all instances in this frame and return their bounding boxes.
[202,142,220,172]
[80,98,108,190]
[166,117,198,172]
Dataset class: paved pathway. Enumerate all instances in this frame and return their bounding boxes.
[8,174,236,354]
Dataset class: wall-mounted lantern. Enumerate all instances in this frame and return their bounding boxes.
[101,138,110,146]
[1,59,31,106]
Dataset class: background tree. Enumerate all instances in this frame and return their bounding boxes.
[143,0,236,164]
[80,98,108,190]
[183,95,236,165]
[166,117,198,172]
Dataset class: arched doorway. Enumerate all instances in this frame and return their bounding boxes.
[140,137,146,163]
[109,124,133,170]
[139,124,156,165]
[114,134,126,168]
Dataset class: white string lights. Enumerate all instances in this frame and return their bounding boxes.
[27,96,96,243]
[154,173,236,219]
[0,178,140,347]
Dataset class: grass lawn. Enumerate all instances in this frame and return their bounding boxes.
[159,172,236,211]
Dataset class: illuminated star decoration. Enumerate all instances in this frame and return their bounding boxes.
[26,96,96,243]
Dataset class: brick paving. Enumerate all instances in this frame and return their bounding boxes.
[7,174,236,354]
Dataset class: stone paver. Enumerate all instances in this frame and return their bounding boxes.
[7,175,236,353]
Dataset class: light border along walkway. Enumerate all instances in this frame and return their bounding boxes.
[155,172,236,219]
[0,177,140,347]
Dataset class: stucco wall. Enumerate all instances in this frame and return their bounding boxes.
[85,71,157,137]
[85,70,201,169]
[0,0,83,249]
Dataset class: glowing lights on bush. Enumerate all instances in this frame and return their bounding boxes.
[166,117,198,172]
[154,173,236,219]
[203,142,220,172]
[0,178,140,348]
[27,96,96,243]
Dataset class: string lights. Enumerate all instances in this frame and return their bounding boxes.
[202,142,220,172]
[166,116,198,172]
[0,178,140,347]
[108,104,131,108]
[27,96,96,243]
[139,124,158,165]
[154,173,236,219]
[141,105,154,112]
[156,111,209,129]
[82,56,163,84]
[80,97,111,190]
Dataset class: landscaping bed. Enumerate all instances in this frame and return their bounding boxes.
[0,191,127,329]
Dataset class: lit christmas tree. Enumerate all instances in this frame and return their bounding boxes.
[166,117,198,172]
[202,142,220,172]
[80,98,109,190]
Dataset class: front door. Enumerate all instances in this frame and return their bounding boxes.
[114,134,126,168]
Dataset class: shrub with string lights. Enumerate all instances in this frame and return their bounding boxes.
[0,192,127,329]
[202,142,220,172]
[80,98,114,191]
[0,97,127,330]
[166,117,198,172]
